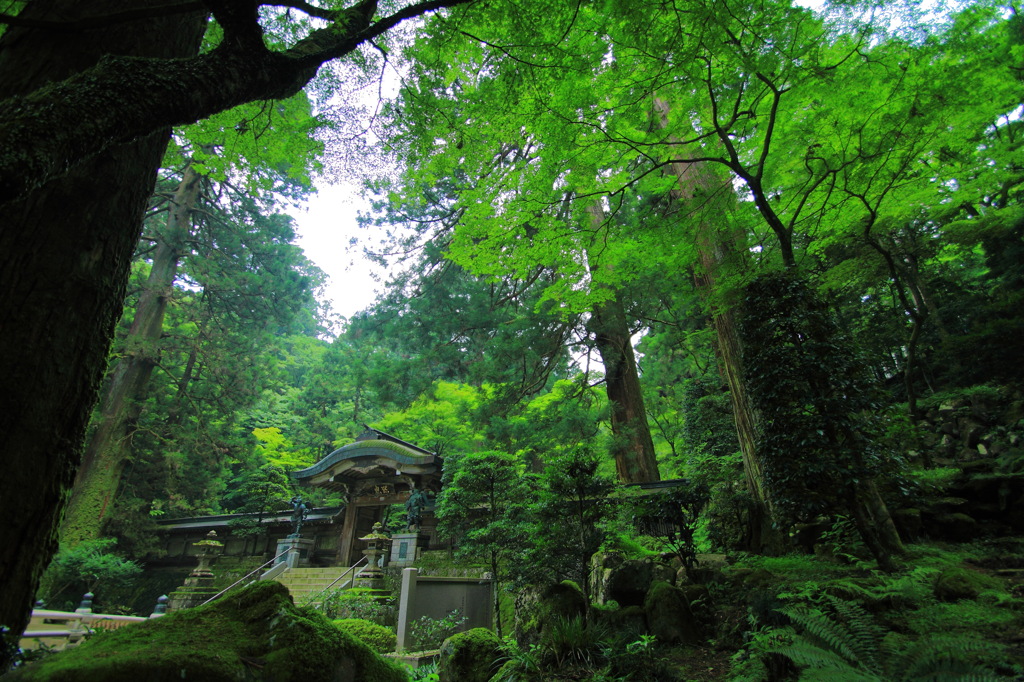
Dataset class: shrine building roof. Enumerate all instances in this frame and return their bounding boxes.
[291,428,441,490]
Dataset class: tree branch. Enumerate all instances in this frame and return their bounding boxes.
[0,1,205,32]
[0,0,473,206]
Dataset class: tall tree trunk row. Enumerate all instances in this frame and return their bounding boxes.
[584,203,660,484]
[61,162,204,546]
[653,97,782,552]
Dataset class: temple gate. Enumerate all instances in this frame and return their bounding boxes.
[291,428,443,566]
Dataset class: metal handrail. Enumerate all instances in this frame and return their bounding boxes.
[301,556,368,607]
[200,547,292,606]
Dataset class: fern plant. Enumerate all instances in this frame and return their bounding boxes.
[770,596,1006,681]
[825,567,940,610]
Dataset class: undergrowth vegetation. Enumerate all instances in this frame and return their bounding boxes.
[724,541,1024,681]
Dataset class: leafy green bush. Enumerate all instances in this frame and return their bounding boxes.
[407,609,467,651]
[332,618,397,654]
[495,617,672,681]
[602,633,675,681]
[36,538,142,610]
[409,660,440,681]
[317,588,395,625]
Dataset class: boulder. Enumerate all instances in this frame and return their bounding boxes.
[437,628,502,682]
[643,580,703,646]
[592,604,648,636]
[923,512,979,542]
[514,580,587,646]
[590,551,625,605]
[651,562,676,586]
[891,508,923,542]
[7,581,407,682]
[934,566,1000,602]
[688,554,729,585]
[601,558,653,607]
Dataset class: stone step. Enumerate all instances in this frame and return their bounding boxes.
[270,565,362,604]
[276,577,352,585]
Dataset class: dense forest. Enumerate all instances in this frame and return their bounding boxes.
[2,0,1023,677]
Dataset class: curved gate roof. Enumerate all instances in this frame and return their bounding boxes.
[291,428,441,492]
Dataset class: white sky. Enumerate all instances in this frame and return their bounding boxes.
[293,182,387,323]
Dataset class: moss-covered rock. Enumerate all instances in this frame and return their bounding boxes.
[592,604,648,636]
[643,580,703,646]
[601,558,653,607]
[333,618,397,654]
[934,565,1000,601]
[437,627,502,682]
[8,581,409,682]
[514,580,587,646]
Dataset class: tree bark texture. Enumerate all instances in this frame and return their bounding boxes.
[0,0,207,645]
[584,204,660,484]
[61,163,203,546]
[851,480,904,572]
[653,97,781,552]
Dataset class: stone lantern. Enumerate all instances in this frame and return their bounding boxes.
[168,530,224,610]
[355,522,392,589]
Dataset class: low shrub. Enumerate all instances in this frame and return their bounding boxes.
[333,618,397,654]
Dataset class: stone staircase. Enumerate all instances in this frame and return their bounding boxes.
[272,565,360,605]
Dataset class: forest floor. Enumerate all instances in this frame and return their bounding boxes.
[665,646,735,681]
[681,538,1024,681]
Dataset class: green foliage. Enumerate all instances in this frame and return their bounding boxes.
[85,149,327,553]
[407,610,467,652]
[332,618,397,654]
[520,448,614,598]
[495,617,672,681]
[769,597,1007,681]
[436,448,533,637]
[601,533,660,559]
[409,659,438,679]
[740,272,886,528]
[626,483,710,570]
[222,463,293,518]
[541,615,609,670]
[251,427,319,473]
[36,539,142,610]
[822,567,940,611]
[316,589,395,626]
[409,660,439,682]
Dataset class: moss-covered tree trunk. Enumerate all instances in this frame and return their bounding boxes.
[0,0,206,652]
[653,97,782,553]
[584,204,660,484]
[61,163,204,546]
[740,272,904,570]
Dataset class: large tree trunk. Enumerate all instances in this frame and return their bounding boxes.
[61,163,203,546]
[585,204,660,484]
[0,0,207,649]
[653,97,781,552]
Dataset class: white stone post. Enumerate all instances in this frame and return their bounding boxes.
[395,567,419,652]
